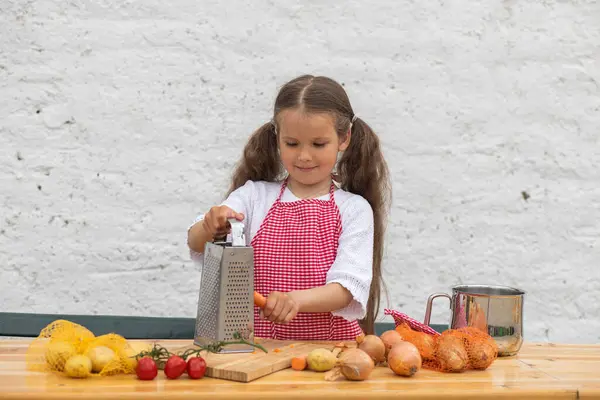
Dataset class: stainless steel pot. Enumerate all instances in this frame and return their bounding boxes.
[424,285,525,356]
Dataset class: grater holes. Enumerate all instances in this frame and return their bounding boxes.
[223,262,252,340]
[195,251,222,338]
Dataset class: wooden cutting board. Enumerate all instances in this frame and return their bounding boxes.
[171,339,350,383]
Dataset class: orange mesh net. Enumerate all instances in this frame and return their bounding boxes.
[26,319,150,378]
[395,322,498,372]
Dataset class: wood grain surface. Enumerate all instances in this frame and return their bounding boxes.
[1,339,599,399]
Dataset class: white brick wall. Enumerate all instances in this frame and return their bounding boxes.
[1,1,599,344]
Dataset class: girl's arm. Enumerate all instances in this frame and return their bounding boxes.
[187,180,256,255]
[261,284,354,324]
[290,283,354,313]
[306,195,374,318]
[187,219,218,254]
[188,205,245,253]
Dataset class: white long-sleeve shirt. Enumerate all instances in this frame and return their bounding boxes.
[189,179,374,321]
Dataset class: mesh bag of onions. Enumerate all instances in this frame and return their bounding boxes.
[384,309,498,373]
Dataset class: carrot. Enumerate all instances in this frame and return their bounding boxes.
[274,348,281,353]
[291,356,307,371]
[254,291,267,308]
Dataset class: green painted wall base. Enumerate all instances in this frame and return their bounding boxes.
[0,312,447,339]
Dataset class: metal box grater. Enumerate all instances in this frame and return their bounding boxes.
[194,219,255,353]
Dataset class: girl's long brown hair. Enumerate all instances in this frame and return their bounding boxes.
[227,75,391,334]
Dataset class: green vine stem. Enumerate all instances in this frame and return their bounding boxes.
[131,343,173,369]
[180,332,268,360]
[131,332,267,365]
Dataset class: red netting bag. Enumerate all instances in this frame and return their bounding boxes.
[384,309,498,372]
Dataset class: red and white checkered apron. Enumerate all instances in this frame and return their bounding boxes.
[251,178,364,341]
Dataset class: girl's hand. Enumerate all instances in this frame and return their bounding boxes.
[260,291,300,324]
[202,205,244,239]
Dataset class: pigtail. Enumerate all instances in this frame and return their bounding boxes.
[226,122,281,196]
[337,117,392,335]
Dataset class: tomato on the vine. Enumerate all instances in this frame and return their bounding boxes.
[136,357,158,380]
[186,357,207,379]
[164,355,187,379]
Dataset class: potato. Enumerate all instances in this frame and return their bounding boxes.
[86,345,116,373]
[306,348,337,372]
[64,355,93,378]
[45,341,77,372]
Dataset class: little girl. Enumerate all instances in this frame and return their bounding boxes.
[187,75,391,341]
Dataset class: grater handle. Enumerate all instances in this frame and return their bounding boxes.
[228,218,246,247]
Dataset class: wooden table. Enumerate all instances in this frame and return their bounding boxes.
[1,339,599,399]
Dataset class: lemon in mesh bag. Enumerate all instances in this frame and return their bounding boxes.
[26,319,145,378]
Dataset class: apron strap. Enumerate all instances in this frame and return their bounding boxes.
[328,179,336,202]
[277,177,337,202]
[275,178,289,202]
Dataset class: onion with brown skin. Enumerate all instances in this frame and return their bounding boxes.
[356,334,386,364]
[436,334,469,372]
[387,341,422,377]
[340,348,375,381]
[406,331,436,360]
[379,330,404,356]
[324,349,375,382]
[468,338,498,369]
[418,332,436,360]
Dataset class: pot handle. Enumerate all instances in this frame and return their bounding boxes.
[424,293,452,325]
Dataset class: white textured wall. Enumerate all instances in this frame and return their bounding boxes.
[1,0,599,344]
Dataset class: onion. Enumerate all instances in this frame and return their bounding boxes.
[412,331,436,360]
[387,341,422,377]
[436,334,468,372]
[379,330,404,356]
[395,322,410,335]
[468,338,498,369]
[356,334,386,363]
[325,348,375,381]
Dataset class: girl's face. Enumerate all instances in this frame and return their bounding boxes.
[277,109,350,189]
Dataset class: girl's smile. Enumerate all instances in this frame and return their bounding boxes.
[295,165,317,172]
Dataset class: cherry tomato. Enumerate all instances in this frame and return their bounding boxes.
[164,355,187,379]
[136,357,158,380]
[186,356,207,379]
